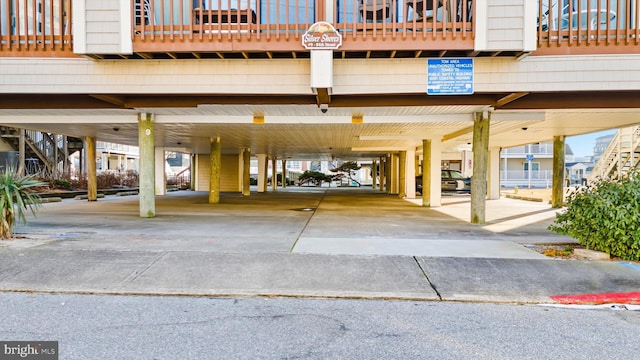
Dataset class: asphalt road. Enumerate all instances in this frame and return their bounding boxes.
[1,293,639,359]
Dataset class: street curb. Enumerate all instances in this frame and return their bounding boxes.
[504,194,544,202]
[550,291,640,305]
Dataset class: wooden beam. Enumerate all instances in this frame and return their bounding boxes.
[495,92,530,107]
[315,88,331,105]
[89,95,127,107]
[471,112,490,224]
[442,126,474,142]
[552,136,566,208]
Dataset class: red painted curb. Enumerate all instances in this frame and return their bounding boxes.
[550,291,640,305]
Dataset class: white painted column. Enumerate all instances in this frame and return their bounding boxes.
[257,154,267,193]
[406,148,417,199]
[154,147,166,195]
[487,147,501,200]
[428,139,442,207]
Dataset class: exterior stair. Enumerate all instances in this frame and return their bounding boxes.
[588,126,640,183]
[0,126,83,176]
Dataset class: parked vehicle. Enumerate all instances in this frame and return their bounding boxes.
[416,170,472,194]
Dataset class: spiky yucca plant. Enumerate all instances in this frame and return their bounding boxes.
[0,168,45,239]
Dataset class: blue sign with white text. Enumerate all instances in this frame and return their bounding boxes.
[427,58,474,95]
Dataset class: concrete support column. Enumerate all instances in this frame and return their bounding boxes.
[209,137,221,204]
[190,154,196,191]
[487,147,501,200]
[398,151,407,198]
[271,158,277,191]
[17,129,25,176]
[86,136,97,201]
[471,111,490,224]
[257,154,267,193]
[372,159,377,189]
[53,134,59,178]
[406,149,416,199]
[422,139,441,207]
[242,148,251,196]
[385,155,392,194]
[80,139,85,177]
[138,113,156,218]
[552,135,566,208]
[155,147,166,195]
[379,157,385,192]
[63,135,69,177]
[393,154,401,194]
[281,159,287,188]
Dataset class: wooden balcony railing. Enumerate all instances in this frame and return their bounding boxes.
[0,0,73,57]
[2,0,639,58]
[536,0,640,55]
[131,0,475,57]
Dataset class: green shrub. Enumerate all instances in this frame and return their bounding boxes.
[0,168,46,239]
[54,178,72,190]
[548,171,640,260]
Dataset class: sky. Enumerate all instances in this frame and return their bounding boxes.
[565,130,616,158]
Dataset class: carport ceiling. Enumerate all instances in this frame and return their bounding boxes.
[2,105,640,160]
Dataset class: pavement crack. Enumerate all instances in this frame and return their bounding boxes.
[289,189,328,253]
[413,256,443,301]
[120,252,168,286]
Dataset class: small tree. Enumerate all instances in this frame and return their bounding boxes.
[548,171,640,260]
[0,168,46,239]
[298,170,331,187]
[330,161,362,187]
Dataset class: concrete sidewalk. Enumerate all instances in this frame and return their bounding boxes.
[0,188,638,304]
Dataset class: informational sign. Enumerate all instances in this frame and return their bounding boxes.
[302,22,342,50]
[427,58,474,95]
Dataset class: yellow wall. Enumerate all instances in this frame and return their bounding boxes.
[196,154,240,192]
